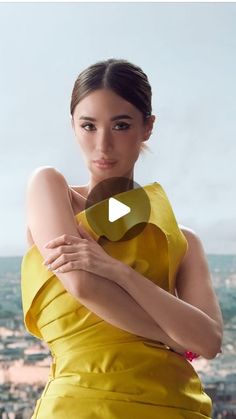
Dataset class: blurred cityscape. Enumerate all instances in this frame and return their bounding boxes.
[0,254,236,418]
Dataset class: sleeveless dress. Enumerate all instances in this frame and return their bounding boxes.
[21,181,213,418]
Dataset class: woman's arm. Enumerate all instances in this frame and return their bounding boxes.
[26,167,90,297]
[26,167,185,354]
[78,270,187,355]
[106,232,223,360]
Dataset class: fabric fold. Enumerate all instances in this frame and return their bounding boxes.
[20,181,212,419]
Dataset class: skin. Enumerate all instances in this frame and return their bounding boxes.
[27,87,223,357]
[43,86,156,281]
[26,87,155,247]
[70,87,156,200]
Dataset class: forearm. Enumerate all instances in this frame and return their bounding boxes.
[77,271,187,355]
[114,263,220,359]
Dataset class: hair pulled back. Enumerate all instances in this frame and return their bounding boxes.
[70,58,153,154]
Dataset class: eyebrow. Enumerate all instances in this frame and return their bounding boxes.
[79,114,133,122]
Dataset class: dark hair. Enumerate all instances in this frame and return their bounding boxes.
[70,58,153,154]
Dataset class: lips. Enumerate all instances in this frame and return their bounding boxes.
[93,159,117,169]
[94,159,117,164]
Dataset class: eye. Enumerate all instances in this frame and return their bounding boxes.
[80,122,131,131]
[114,122,130,130]
[80,123,95,131]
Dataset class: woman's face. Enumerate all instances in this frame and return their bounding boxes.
[71,88,155,181]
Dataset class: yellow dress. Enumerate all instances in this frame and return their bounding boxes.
[21,181,213,418]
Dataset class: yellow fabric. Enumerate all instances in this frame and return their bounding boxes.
[21,182,213,418]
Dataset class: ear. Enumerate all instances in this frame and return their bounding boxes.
[143,115,156,140]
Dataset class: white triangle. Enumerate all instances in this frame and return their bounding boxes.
[108,197,131,222]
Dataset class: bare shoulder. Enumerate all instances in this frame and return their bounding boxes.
[177,224,206,270]
[178,224,197,239]
[25,166,72,248]
[27,165,73,200]
[28,165,67,186]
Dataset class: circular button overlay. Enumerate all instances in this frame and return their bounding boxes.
[84,177,151,242]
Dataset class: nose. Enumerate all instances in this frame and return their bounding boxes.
[95,128,114,151]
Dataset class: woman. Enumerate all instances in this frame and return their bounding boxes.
[21,58,223,418]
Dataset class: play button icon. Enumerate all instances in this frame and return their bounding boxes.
[83,177,151,242]
[108,197,131,222]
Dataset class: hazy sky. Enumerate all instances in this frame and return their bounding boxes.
[0,2,235,256]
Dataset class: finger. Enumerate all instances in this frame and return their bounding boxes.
[44,234,79,248]
[42,245,77,266]
[49,253,78,271]
[52,259,80,273]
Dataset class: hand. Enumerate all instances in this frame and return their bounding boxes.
[42,222,118,280]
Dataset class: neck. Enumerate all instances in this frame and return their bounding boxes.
[85,168,135,203]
